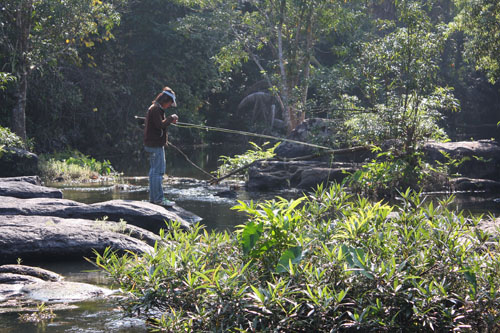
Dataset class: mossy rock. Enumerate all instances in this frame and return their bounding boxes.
[0,147,38,177]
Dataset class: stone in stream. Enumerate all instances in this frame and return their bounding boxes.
[0,264,113,308]
[0,179,63,199]
[21,281,114,303]
[0,196,199,232]
[0,214,161,264]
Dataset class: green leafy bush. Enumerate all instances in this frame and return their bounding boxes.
[94,184,500,332]
[0,126,30,150]
[39,149,117,181]
[346,146,448,199]
[214,141,279,179]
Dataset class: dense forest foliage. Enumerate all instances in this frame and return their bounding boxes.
[1,0,499,159]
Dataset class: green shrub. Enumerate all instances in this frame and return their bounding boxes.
[214,141,279,179]
[39,149,117,181]
[94,184,500,332]
[0,126,32,150]
[346,146,448,199]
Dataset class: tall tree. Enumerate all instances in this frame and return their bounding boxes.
[453,0,500,84]
[0,0,122,140]
[345,0,459,150]
[175,0,355,133]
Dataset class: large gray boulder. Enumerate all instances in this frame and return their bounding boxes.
[0,214,161,264]
[0,176,42,185]
[0,179,62,199]
[0,196,195,232]
[423,140,500,181]
[247,160,358,191]
[0,147,38,177]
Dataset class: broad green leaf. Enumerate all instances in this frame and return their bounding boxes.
[276,246,303,273]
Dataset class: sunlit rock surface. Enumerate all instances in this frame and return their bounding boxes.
[0,215,161,264]
[0,264,113,310]
[0,196,195,231]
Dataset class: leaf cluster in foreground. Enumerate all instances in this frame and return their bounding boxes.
[94,184,500,332]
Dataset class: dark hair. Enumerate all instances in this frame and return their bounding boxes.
[153,86,175,104]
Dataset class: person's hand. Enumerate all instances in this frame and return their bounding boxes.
[171,114,178,124]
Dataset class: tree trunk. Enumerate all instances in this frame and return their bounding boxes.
[12,72,28,141]
[11,0,33,141]
[277,0,292,134]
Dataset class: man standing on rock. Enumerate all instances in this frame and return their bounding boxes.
[143,86,178,207]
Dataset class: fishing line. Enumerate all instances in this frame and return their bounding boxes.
[135,116,355,184]
[172,121,334,151]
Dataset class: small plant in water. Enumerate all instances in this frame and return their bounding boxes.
[18,302,56,323]
[39,148,118,182]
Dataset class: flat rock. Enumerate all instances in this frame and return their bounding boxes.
[0,215,161,264]
[21,281,114,303]
[0,176,42,185]
[0,180,63,199]
[0,196,195,232]
[0,264,113,306]
[0,265,61,282]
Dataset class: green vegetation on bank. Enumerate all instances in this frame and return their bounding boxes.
[94,184,500,332]
[215,141,279,179]
[0,126,32,151]
[39,149,118,182]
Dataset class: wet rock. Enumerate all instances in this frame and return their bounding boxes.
[0,147,38,177]
[0,264,113,306]
[215,190,238,198]
[423,140,500,181]
[0,265,62,282]
[0,196,195,232]
[0,215,161,264]
[22,281,113,303]
[450,177,500,192]
[0,179,63,199]
[0,273,45,285]
[247,160,359,191]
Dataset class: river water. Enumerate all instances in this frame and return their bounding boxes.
[1,143,499,332]
[0,143,300,332]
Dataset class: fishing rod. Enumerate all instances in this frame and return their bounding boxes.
[135,116,334,151]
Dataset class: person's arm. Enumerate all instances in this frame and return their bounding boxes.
[150,107,174,129]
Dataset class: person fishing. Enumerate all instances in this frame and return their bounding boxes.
[143,86,178,206]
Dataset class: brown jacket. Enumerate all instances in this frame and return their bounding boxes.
[143,103,175,147]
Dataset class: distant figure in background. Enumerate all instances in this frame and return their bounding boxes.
[143,86,178,206]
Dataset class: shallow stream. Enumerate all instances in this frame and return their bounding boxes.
[1,144,499,332]
[0,144,298,332]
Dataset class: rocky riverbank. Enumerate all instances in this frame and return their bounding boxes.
[0,175,203,312]
[246,119,500,193]
[0,176,200,264]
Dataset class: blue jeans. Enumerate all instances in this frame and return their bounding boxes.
[144,146,166,203]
